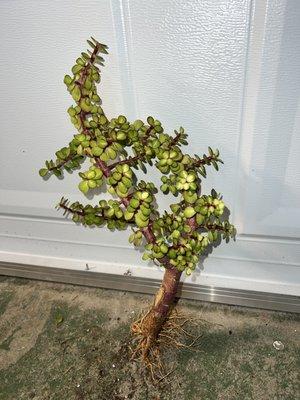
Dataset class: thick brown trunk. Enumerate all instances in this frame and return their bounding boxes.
[138,266,182,358]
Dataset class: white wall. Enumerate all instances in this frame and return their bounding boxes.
[0,0,299,296]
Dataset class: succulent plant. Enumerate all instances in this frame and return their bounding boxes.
[39,37,236,360]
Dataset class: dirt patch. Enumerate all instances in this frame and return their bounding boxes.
[0,290,13,317]
[0,277,299,400]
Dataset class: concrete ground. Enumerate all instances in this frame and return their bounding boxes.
[0,276,299,400]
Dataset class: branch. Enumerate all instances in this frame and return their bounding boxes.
[77,42,105,138]
[48,152,79,171]
[169,130,181,147]
[59,202,84,216]
[141,225,156,244]
[191,155,215,168]
[78,41,101,86]
[186,216,197,231]
[95,158,111,177]
[201,222,231,233]
[58,201,134,225]
[109,154,143,170]
[141,126,154,145]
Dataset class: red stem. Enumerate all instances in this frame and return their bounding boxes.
[95,158,111,177]
[109,155,142,170]
[48,153,76,171]
[77,43,103,137]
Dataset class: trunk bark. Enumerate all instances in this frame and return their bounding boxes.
[138,265,182,358]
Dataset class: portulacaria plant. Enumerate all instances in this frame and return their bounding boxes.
[40,38,236,361]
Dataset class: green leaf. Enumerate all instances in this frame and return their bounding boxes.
[199,166,206,178]
[39,168,48,177]
[87,39,96,49]
[63,75,72,86]
[71,64,83,75]
[78,181,89,194]
[147,116,154,126]
[53,169,62,178]
[81,52,89,60]
[212,160,219,171]
[71,85,81,102]
[72,214,80,223]
[211,188,218,198]
[129,233,135,243]
[142,253,150,261]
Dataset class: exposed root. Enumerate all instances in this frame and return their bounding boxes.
[130,308,203,383]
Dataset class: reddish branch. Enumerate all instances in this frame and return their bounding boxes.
[77,42,103,137]
[135,213,199,359]
[191,154,215,168]
[187,215,197,231]
[95,158,111,177]
[169,130,181,146]
[59,201,134,225]
[141,226,156,244]
[48,153,76,171]
[135,264,182,360]
[59,202,84,216]
[141,126,154,145]
[79,43,99,85]
[109,154,142,170]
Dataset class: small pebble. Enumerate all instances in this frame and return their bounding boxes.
[273,340,284,351]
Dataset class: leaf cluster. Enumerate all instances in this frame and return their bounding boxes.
[40,37,236,275]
